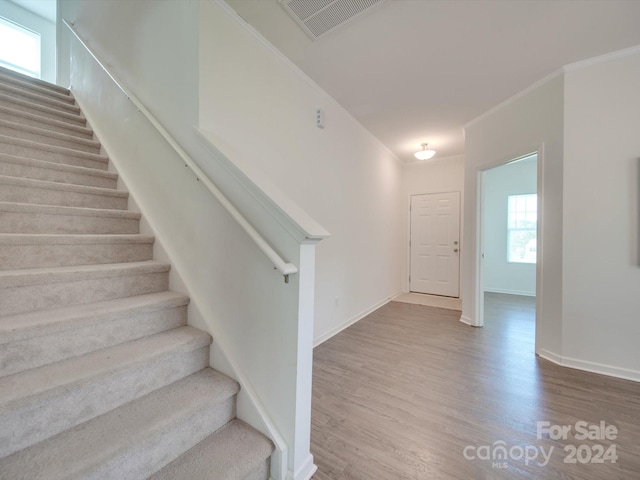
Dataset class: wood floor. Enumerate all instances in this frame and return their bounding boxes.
[310,293,640,479]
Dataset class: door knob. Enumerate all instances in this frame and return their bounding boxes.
[453,248,459,253]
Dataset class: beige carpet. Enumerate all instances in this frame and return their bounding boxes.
[0,64,273,479]
[393,292,462,311]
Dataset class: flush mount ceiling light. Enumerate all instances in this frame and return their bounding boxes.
[415,143,436,160]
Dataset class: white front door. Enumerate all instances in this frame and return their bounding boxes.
[410,192,460,297]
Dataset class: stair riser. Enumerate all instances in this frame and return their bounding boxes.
[0,241,153,269]
[92,396,236,480]
[0,304,188,377]
[245,461,271,480]
[0,270,168,316]
[0,141,108,170]
[0,160,117,189]
[0,99,87,127]
[147,419,274,480]
[0,346,209,458]
[0,184,127,210]
[0,97,85,126]
[0,124,100,154]
[0,210,139,234]
[1,87,79,115]
[0,76,73,104]
[0,108,93,140]
[0,68,70,96]
[0,370,241,480]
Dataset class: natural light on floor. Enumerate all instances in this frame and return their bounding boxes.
[0,16,41,79]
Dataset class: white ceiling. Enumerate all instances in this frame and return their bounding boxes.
[7,0,56,22]
[226,0,640,163]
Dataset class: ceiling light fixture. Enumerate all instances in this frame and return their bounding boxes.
[414,143,436,160]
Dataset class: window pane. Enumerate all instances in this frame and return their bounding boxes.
[507,193,537,264]
[0,17,41,78]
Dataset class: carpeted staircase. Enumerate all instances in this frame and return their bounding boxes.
[0,66,273,479]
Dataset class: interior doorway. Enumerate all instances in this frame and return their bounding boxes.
[477,152,540,343]
[409,191,460,297]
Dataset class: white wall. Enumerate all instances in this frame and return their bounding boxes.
[482,157,537,296]
[465,46,640,381]
[199,1,405,345]
[464,75,565,358]
[403,155,465,197]
[402,154,464,292]
[0,0,55,82]
[562,49,640,377]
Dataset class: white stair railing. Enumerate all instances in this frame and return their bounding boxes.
[63,19,298,282]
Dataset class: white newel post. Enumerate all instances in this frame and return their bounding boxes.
[290,241,320,480]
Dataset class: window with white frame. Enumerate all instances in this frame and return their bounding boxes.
[0,16,41,79]
[507,193,537,263]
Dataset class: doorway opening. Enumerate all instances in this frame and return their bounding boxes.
[478,152,539,349]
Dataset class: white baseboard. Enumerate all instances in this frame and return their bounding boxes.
[286,455,317,480]
[460,315,478,327]
[313,293,399,347]
[538,349,640,383]
[484,288,536,297]
[537,348,563,365]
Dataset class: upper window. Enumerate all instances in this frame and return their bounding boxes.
[0,17,41,79]
[507,193,537,264]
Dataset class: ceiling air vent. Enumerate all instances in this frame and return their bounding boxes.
[280,0,386,40]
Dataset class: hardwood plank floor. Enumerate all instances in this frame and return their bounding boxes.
[311,293,640,479]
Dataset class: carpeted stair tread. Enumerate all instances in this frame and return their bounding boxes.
[0,291,188,378]
[0,261,170,316]
[0,174,127,210]
[0,233,155,269]
[149,419,274,480]
[0,368,240,480]
[0,73,73,104]
[0,174,124,195]
[0,73,74,104]
[0,260,170,288]
[0,104,93,139]
[0,134,109,169]
[0,82,80,114]
[0,233,153,247]
[0,153,117,188]
[0,326,212,456]
[0,201,139,219]
[0,290,187,344]
[0,66,70,96]
[0,117,101,153]
[0,175,127,206]
[0,201,141,235]
[0,325,210,407]
[0,92,86,125]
